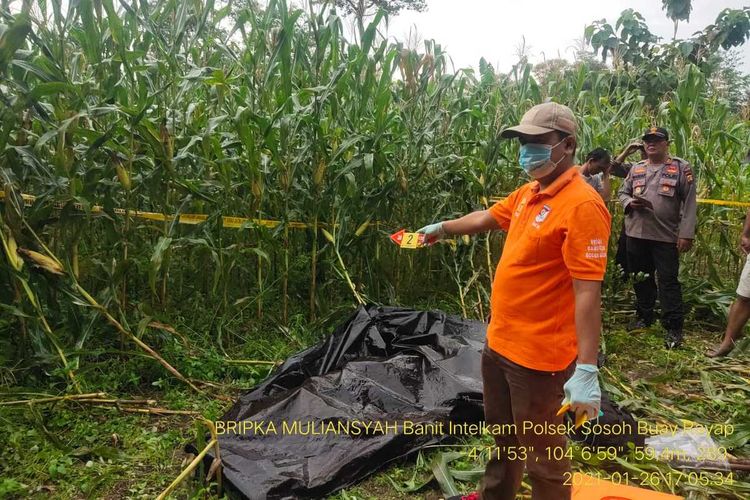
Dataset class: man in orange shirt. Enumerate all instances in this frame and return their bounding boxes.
[418,102,611,500]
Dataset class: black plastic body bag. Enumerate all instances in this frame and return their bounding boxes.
[207,305,486,499]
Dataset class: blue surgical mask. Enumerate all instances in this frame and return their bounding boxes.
[519,138,567,178]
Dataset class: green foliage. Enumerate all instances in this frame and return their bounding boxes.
[584,7,750,108]
[706,7,750,50]
[662,0,692,23]
[0,478,26,497]
[585,9,657,66]
[0,6,31,74]
[587,6,750,71]
[334,0,427,17]
[661,0,692,39]
[0,388,225,498]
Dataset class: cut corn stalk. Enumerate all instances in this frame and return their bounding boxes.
[354,219,371,237]
[74,283,204,394]
[115,164,131,190]
[17,248,64,275]
[0,226,22,271]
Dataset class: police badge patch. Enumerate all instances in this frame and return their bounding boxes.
[685,165,694,184]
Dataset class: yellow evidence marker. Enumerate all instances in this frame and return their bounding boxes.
[390,229,426,249]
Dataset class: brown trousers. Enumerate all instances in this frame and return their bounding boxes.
[479,343,575,500]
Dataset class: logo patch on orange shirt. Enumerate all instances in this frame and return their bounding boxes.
[534,205,551,224]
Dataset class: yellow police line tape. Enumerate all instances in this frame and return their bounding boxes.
[0,191,316,229]
[695,198,750,208]
[489,196,750,208]
[2,192,748,233]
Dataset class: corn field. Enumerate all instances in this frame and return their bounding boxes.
[1,0,749,385]
[1,0,750,497]
[0,0,748,374]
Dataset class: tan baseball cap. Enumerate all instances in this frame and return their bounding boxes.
[501,102,577,139]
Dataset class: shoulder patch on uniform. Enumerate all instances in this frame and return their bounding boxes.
[666,157,694,183]
[684,164,694,184]
[633,165,646,174]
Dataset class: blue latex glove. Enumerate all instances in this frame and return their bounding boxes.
[416,222,446,245]
[562,364,601,422]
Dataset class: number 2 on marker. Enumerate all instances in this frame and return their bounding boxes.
[401,232,419,249]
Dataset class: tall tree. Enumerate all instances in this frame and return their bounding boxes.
[334,0,427,33]
[662,0,692,39]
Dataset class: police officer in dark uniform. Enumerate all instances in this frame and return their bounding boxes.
[618,127,697,348]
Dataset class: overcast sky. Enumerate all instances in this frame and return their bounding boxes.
[384,0,750,73]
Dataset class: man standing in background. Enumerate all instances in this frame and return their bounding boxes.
[709,176,750,356]
[618,127,697,349]
[579,148,612,202]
